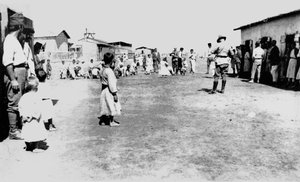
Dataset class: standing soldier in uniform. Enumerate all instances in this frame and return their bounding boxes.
[209,35,233,94]
[2,13,32,139]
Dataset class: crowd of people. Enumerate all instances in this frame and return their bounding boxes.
[205,37,300,91]
[59,58,102,79]
[1,12,300,154]
[135,47,197,77]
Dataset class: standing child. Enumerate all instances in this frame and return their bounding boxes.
[99,52,121,127]
[19,76,49,152]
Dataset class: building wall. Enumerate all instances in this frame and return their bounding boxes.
[55,32,69,52]
[35,38,57,52]
[240,13,300,54]
[80,41,99,62]
[34,32,69,62]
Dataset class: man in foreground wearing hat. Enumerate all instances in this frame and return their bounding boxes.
[209,35,233,94]
[2,13,33,139]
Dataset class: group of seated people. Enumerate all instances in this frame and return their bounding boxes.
[114,55,138,78]
[59,55,139,80]
[60,59,102,79]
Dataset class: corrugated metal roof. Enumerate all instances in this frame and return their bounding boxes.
[34,30,70,39]
[109,41,132,47]
[78,37,113,47]
[234,9,300,31]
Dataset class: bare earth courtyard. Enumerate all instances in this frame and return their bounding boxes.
[0,62,300,182]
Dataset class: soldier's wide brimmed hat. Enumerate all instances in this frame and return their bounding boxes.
[9,13,25,27]
[217,35,227,42]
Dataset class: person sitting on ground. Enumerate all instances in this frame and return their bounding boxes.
[78,60,88,78]
[18,76,49,152]
[99,52,121,127]
[36,71,57,131]
[125,65,132,77]
[125,63,136,77]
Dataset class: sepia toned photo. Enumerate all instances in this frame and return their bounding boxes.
[0,0,299,181]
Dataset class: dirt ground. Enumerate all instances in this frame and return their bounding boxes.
[1,60,300,182]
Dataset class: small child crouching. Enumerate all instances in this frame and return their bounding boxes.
[19,76,49,152]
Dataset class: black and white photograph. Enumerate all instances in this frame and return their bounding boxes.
[0,0,300,181]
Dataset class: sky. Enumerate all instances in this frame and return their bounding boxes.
[1,0,299,54]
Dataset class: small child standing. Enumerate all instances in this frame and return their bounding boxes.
[19,76,49,152]
[99,52,121,127]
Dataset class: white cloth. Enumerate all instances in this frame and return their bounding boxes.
[24,43,36,77]
[100,67,121,116]
[2,32,28,66]
[177,51,183,59]
[92,68,100,76]
[146,57,153,73]
[286,58,297,79]
[189,52,196,73]
[159,60,171,76]
[253,47,265,59]
[18,91,47,142]
[270,65,278,82]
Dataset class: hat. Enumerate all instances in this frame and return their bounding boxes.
[23,17,35,34]
[9,13,25,27]
[217,35,226,42]
[34,42,43,52]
